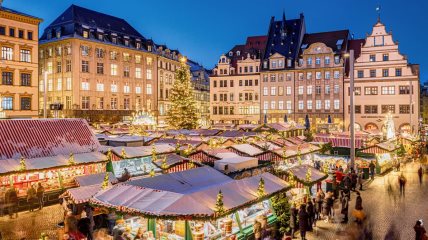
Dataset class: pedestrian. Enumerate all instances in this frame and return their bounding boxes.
[322,192,332,223]
[369,161,376,180]
[340,191,349,223]
[306,200,314,231]
[396,161,401,171]
[289,203,298,239]
[342,174,352,194]
[107,211,117,235]
[5,187,18,219]
[351,171,358,191]
[36,182,45,210]
[26,184,37,212]
[353,191,364,224]
[312,198,319,226]
[298,204,309,240]
[316,193,323,220]
[414,219,427,240]
[418,166,423,185]
[399,173,407,196]
[357,170,364,191]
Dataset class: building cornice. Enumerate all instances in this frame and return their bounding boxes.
[0,10,42,25]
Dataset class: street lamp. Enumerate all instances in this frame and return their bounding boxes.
[344,50,355,169]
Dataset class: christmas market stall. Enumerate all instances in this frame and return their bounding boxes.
[0,119,107,206]
[108,144,175,177]
[227,144,267,161]
[358,140,398,174]
[188,148,235,165]
[152,154,201,173]
[90,166,290,240]
[275,164,327,205]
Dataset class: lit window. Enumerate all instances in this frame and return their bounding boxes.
[307,100,313,110]
[325,100,330,110]
[57,78,62,91]
[81,79,89,91]
[1,47,13,60]
[334,99,340,110]
[111,64,118,76]
[146,69,152,79]
[146,84,152,94]
[298,101,304,110]
[135,68,142,78]
[20,49,31,62]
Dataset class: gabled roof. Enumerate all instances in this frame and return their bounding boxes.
[263,13,305,67]
[300,30,350,55]
[0,119,100,160]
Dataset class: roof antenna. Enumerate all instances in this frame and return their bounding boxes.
[376,5,381,23]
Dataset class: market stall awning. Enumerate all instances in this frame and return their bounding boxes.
[111,144,175,159]
[0,151,108,175]
[62,184,104,204]
[152,154,193,169]
[75,172,117,187]
[289,164,328,186]
[227,144,264,157]
[91,166,289,219]
[314,136,363,148]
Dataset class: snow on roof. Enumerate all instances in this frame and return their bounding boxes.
[229,144,264,156]
[75,172,117,187]
[110,144,175,158]
[0,119,100,160]
[252,141,282,151]
[0,151,107,174]
[91,166,289,219]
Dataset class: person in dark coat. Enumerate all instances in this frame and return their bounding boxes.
[298,204,309,240]
[340,191,349,223]
[399,173,407,196]
[312,198,319,226]
[357,171,364,191]
[414,220,427,240]
[306,201,314,231]
[5,187,18,219]
[369,161,376,180]
[418,166,423,185]
[342,175,351,194]
[351,172,358,191]
[353,191,364,224]
[36,182,45,210]
[289,203,298,239]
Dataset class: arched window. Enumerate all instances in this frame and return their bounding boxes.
[237,51,241,56]
[229,52,233,56]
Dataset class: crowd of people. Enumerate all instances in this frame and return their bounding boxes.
[0,182,45,219]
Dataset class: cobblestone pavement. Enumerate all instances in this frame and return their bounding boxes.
[0,204,63,240]
[0,162,426,240]
[305,161,428,240]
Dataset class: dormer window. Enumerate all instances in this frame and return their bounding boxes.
[307,57,312,66]
[56,28,61,39]
[287,59,292,67]
[221,57,226,63]
[111,33,117,44]
[136,41,141,49]
[124,39,129,47]
[278,60,284,68]
[236,51,240,56]
[298,58,303,66]
[271,60,277,69]
[47,30,52,40]
[98,33,103,41]
[83,30,89,38]
[148,45,152,52]
[229,52,233,56]
[315,57,321,65]
[263,60,268,69]
[334,55,340,64]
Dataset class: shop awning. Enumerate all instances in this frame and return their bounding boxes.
[0,151,108,175]
[289,164,328,186]
[91,166,289,220]
[75,172,117,187]
[227,144,264,156]
[314,136,364,148]
[111,144,175,159]
[62,184,104,204]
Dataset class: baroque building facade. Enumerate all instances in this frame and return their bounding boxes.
[38,5,159,123]
[344,20,420,134]
[0,4,42,118]
[210,36,266,125]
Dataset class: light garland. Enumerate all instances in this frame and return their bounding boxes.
[19,156,26,171]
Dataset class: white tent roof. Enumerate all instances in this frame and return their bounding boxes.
[111,144,175,158]
[91,166,289,219]
[0,151,107,174]
[229,144,264,156]
[75,172,117,187]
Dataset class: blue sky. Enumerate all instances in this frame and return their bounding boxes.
[4,0,428,81]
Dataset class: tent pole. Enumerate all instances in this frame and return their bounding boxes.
[185,220,193,240]
[235,212,243,234]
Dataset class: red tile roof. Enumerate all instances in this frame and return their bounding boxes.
[0,119,100,160]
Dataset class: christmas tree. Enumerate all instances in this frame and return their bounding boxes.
[19,156,26,171]
[257,178,265,198]
[166,57,198,129]
[215,190,225,215]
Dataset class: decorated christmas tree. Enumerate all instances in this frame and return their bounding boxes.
[121,148,127,159]
[257,178,265,198]
[68,152,75,165]
[166,57,198,129]
[151,145,157,162]
[215,190,225,215]
[102,172,109,189]
[19,156,26,171]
